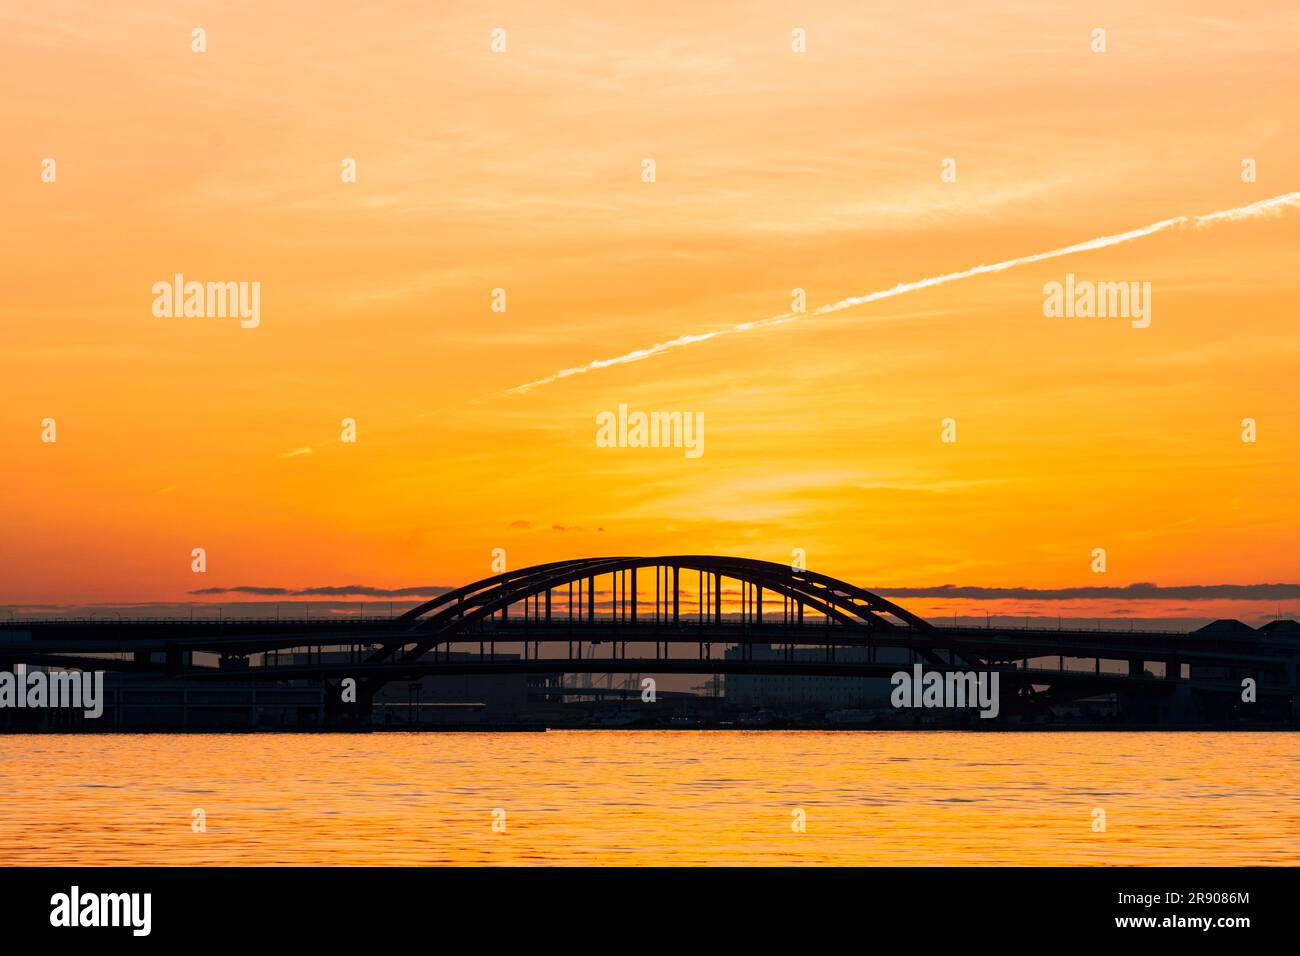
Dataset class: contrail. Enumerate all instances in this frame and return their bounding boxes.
[508,190,1300,394]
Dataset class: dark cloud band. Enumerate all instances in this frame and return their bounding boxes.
[190,585,453,598]
[872,583,1300,601]
[185,582,1300,601]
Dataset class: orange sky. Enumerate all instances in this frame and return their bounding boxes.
[3,2,1299,619]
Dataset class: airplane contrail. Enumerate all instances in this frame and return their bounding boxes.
[508,190,1300,394]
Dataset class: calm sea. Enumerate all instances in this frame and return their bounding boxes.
[1,731,1295,865]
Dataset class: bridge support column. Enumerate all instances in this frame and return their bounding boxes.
[652,567,658,622]
[673,566,679,625]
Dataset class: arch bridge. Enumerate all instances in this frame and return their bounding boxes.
[2,556,1297,715]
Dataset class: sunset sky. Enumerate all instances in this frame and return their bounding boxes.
[3,1,1299,621]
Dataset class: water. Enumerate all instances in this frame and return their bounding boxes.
[0,731,1295,865]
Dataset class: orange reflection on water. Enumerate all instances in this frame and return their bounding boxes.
[0,731,1296,865]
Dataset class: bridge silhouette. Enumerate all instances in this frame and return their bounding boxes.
[3,556,1298,717]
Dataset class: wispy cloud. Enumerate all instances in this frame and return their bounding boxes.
[508,191,1300,394]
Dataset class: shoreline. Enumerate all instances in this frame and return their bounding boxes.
[2,721,1297,735]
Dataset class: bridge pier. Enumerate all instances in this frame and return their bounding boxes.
[673,565,680,624]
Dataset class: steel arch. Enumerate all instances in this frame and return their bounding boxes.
[365,555,934,671]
